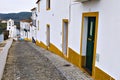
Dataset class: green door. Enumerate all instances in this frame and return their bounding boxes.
[86,17,96,74]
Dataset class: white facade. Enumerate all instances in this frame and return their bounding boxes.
[31,7,37,41]
[7,19,17,38]
[70,1,120,79]
[36,0,70,50]
[20,20,32,40]
[33,0,120,79]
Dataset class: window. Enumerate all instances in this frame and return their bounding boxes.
[46,0,50,10]
[62,19,68,55]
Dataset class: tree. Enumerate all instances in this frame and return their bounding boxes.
[0,23,7,34]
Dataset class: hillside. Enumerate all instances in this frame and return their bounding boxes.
[0,12,32,30]
[0,12,32,21]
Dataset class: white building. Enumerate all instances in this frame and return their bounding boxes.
[7,19,17,38]
[31,7,37,42]
[26,0,120,79]
[20,20,32,41]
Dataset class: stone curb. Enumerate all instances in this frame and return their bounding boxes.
[0,39,13,80]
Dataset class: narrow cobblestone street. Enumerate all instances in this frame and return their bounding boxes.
[2,40,93,80]
[2,41,67,80]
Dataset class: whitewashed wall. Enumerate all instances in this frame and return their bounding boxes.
[7,19,17,38]
[31,9,37,41]
[70,0,120,79]
[20,22,31,39]
[7,19,14,30]
[20,22,26,39]
[36,0,120,79]
[68,2,82,54]
[37,0,70,51]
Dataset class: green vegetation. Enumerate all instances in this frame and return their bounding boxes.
[0,23,7,34]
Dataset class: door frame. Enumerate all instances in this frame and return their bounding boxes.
[80,12,99,78]
[62,19,69,57]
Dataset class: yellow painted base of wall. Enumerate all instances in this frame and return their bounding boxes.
[36,40,40,46]
[67,48,80,67]
[24,38,32,42]
[81,56,86,67]
[48,43,80,67]
[48,43,64,58]
[24,38,28,41]
[28,39,32,42]
[95,67,115,80]
[48,43,81,67]
[36,40,47,49]
[34,41,115,80]
[40,41,48,49]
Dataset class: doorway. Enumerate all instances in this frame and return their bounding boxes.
[62,19,68,55]
[80,12,98,76]
[86,17,96,74]
[46,24,50,47]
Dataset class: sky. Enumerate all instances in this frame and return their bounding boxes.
[0,0,36,13]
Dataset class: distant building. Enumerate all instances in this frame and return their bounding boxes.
[7,19,17,38]
[20,20,32,41]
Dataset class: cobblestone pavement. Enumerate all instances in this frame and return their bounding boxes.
[2,41,67,80]
[2,41,93,80]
